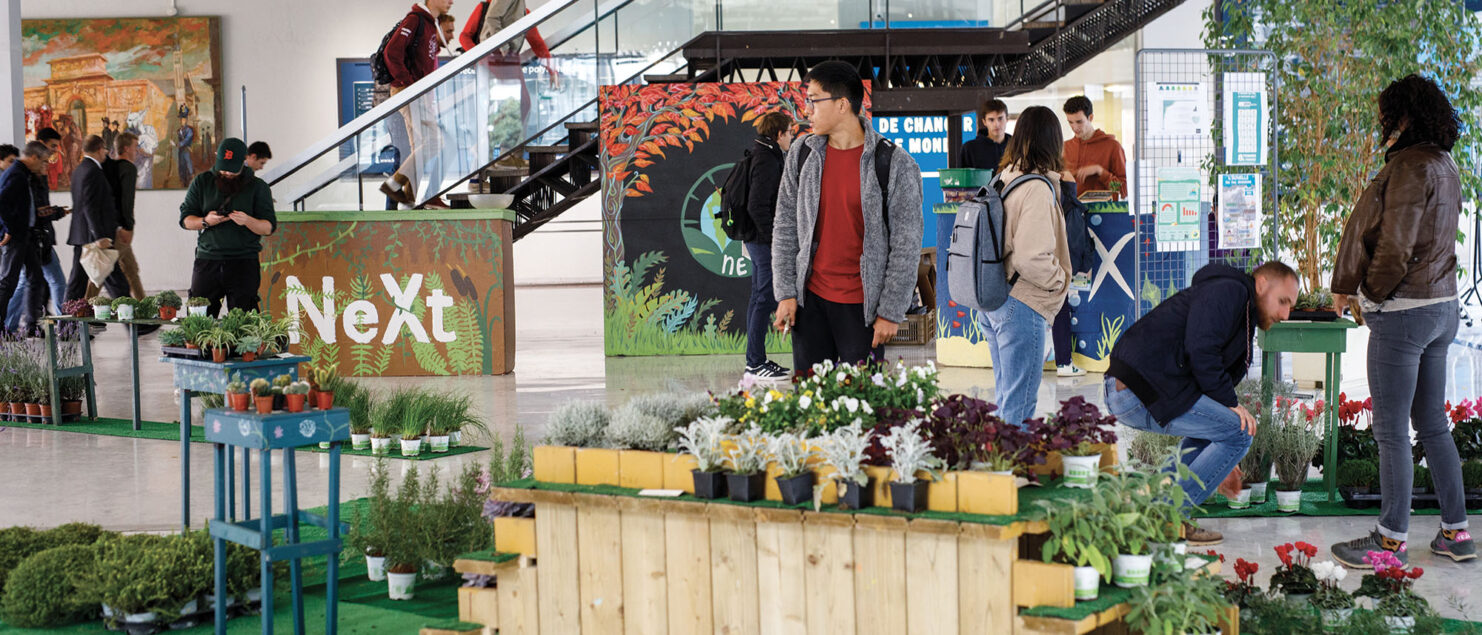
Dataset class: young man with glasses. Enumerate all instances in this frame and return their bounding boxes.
[772,61,923,374]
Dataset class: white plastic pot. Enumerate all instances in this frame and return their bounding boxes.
[365,555,386,581]
[351,433,371,451]
[371,437,390,455]
[1150,541,1188,571]
[319,441,332,450]
[1113,553,1153,588]
[429,435,450,453]
[123,611,157,624]
[94,307,112,320]
[1229,487,1252,509]
[1073,566,1100,601]
[1061,454,1102,488]
[400,438,422,457]
[449,430,462,447]
[188,305,208,316]
[1275,489,1302,513]
[1385,616,1415,632]
[387,571,417,600]
[116,305,135,321]
[1250,482,1269,504]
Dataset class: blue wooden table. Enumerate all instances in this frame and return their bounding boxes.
[42,315,177,427]
[206,407,349,635]
[163,355,310,532]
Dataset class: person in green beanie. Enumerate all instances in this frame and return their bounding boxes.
[179,138,276,316]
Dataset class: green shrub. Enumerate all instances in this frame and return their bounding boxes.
[1338,460,1379,489]
[1463,461,1482,491]
[0,523,111,598]
[1414,465,1432,492]
[545,401,611,447]
[607,392,716,451]
[84,533,212,621]
[0,545,98,627]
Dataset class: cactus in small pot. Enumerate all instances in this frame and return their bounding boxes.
[250,378,274,414]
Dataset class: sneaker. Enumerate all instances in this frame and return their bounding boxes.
[745,362,789,382]
[1184,522,1223,547]
[1331,529,1408,569]
[762,360,791,377]
[1056,364,1087,377]
[1431,529,1477,562]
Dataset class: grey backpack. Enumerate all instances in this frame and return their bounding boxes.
[945,173,1058,313]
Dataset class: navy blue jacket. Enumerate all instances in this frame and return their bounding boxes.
[1107,264,1258,425]
[0,162,37,239]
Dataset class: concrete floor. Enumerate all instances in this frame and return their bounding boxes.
[1,284,1479,617]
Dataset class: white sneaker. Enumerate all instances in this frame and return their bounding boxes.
[1056,364,1087,377]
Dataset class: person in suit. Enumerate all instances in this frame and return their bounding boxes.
[0,142,55,333]
[102,132,145,300]
[64,135,126,302]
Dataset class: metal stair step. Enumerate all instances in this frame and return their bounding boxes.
[564,121,598,132]
[644,73,690,84]
[525,145,570,155]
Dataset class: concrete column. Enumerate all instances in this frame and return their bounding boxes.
[0,0,21,144]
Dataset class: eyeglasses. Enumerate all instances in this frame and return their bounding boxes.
[805,96,843,110]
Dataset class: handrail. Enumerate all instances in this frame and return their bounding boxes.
[262,0,586,187]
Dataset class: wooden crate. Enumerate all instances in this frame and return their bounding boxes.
[892,310,937,345]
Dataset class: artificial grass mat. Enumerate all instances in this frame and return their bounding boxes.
[1018,554,1218,621]
[0,418,487,460]
[1193,480,1482,520]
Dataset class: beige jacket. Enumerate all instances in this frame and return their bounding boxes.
[999,166,1071,321]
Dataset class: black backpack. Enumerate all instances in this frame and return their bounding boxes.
[1060,185,1094,273]
[465,0,493,46]
[371,15,426,86]
[793,137,897,239]
[719,149,759,242]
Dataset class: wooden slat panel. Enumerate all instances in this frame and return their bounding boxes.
[803,515,855,635]
[495,516,538,556]
[536,503,579,635]
[853,521,907,635]
[710,514,761,634]
[498,564,540,635]
[576,503,624,635]
[621,506,668,635]
[958,531,1015,635]
[665,511,714,635]
[1013,561,1074,609]
[458,586,498,627]
[756,517,808,635]
[904,526,958,635]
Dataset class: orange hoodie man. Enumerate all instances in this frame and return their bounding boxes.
[1062,96,1127,198]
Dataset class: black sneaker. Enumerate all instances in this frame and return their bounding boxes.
[763,360,791,377]
[1431,529,1477,562]
[1331,529,1408,569]
[745,362,789,382]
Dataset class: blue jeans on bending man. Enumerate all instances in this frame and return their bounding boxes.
[1104,376,1250,505]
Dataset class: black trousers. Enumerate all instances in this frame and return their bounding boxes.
[791,289,884,375]
[0,236,47,332]
[189,257,261,317]
[66,245,130,302]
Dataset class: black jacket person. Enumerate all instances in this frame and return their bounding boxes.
[179,138,276,317]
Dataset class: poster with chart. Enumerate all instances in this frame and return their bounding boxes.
[1148,82,1208,137]
[1223,72,1268,166]
[1218,173,1262,249]
[1155,167,1203,252]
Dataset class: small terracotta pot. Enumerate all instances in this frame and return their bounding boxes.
[185,343,199,350]
[38,404,52,417]
[316,391,335,410]
[25,403,41,416]
[241,352,257,362]
[8,403,24,415]
[158,306,178,320]
[211,348,227,363]
[285,394,306,413]
[308,388,320,407]
[61,400,82,416]
[228,393,250,412]
[254,396,274,414]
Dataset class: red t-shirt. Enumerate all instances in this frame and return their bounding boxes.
[807,145,866,304]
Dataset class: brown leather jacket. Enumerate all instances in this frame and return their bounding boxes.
[1332,142,1460,303]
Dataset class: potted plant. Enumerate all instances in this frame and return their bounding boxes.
[1096,469,1161,588]
[881,419,944,513]
[155,290,183,320]
[186,296,210,317]
[425,398,457,453]
[1043,397,1118,488]
[818,422,874,510]
[1270,541,1319,601]
[1233,423,1273,508]
[225,373,249,412]
[399,395,426,457]
[1413,464,1432,496]
[1291,288,1339,321]
[90,296,113,320]
[343,382,375,451]
[1338,459,1379,496]
[159,329,188,351]
[1036,497,1115,601]
[723,425,768,503]
[111,297,137,321]
[767,432,817,506]
[383,467,423,599]
[1125,571,1228,635]
[266,374,289,410]
[312,366,339,410]
[195,328,237,364]
[283,380,310,414]
[675,416,730,499]
[177,315,215,350]
[441,392,485,448]
[1357,550,1428,632]
[1225,558,1261,609]
[250,378,273,414]
[59,375,84,417]
[1311,560,1355,624]
[1270,398,1323,512]
[234,336,262,362]
[1464,461,1482,497]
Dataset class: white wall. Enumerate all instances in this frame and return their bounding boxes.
[23,0,432,292]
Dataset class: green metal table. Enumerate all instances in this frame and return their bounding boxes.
[1257,318,1358,501]
[41,315,175,428]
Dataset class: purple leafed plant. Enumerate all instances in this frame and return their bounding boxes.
[1037,396,1118,457]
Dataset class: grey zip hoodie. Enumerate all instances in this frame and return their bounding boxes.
[771,123,924,326]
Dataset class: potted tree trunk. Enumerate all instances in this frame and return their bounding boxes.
[881,420,945,513]
[818,422,875,510]
[676,417,729,499]
[767,432,817,506]
[723,425,767,503]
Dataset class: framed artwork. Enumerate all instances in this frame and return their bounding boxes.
[21,16,224,191]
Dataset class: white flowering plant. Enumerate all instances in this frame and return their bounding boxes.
[881,419,945,484]
[724,424,768,475]
[818,422,874,487]
[766,432,816,478]
[1311,560,1355,610]
[674,416,732,472]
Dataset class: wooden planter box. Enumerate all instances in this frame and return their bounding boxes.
[494,516,537,557]
[574,448,620,486]
[533,446,576,484]
[662,453,700,493]
[619,450,667,490]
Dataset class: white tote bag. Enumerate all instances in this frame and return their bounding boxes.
[80,240,119,286]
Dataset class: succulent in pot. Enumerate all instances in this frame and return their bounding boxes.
[250,378,273,414]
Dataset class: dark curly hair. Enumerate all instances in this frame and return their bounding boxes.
[1378,74,1460,151]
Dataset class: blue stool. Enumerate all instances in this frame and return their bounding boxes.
[206,407,350,635]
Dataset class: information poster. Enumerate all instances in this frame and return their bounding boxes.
[1217,173,1262,249]
[1155,167,1203,252]
[1148,82,1208,137]
[1223,72,1268,166]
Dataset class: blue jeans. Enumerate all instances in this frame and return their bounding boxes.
[1103,376,1252,505]
[981,296,1046,427]
[743,242,776,368]
[6,248,66,330]
[1366,301,1468,540]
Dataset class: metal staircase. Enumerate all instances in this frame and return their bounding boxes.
[265,0,1185,240]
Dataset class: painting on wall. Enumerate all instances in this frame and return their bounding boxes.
[21,17,224,191]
